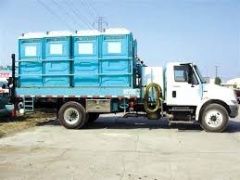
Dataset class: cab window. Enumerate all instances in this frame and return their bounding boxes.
[174,66,188,82]
[174,66,199,84]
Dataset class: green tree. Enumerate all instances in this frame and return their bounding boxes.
[215,77,222,85]
[233,84,237,89]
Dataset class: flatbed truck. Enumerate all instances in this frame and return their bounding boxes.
[5,29,238,132]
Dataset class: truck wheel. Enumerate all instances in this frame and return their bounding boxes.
[58,101,87,129]
[201,104,229,132]
[88,113,99,123]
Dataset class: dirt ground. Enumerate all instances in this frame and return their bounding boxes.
[0,110,55,138]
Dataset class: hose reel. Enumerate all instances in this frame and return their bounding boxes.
[144,83,162,118]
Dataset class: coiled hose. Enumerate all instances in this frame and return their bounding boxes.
[144,83,162,113]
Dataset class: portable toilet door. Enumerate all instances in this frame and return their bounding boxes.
[43,31,72,87]
[72,30,100,87]
[100,28,134,88]
[18,32,45,87]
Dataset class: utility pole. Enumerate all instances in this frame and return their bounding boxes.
[215,66,219,78]
[93,16,108,32]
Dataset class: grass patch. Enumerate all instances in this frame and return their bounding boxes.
[0,129,4,138]
[0,110,56,138]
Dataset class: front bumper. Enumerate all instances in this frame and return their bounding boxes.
[229,105,239,118]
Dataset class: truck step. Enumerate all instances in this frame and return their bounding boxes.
[23,97,35,112]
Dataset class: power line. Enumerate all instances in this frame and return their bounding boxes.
[51,0,84,29]
[65,0,93,29]
[77,0,107,31]
[80,0,97,20]
[89,0,99,11]
[88,1,109,31]
[37,0,74,30]
[85,0,99,17]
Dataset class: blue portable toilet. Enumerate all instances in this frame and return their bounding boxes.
[18,32,45,87]
[100,28,135,87]
[72,30,101,87]
[43,31,72,87]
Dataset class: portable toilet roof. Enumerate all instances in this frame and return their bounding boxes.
[45,30,72,37]
[73,30,101,36]
[19,32,46,39]
[103,28,131,35]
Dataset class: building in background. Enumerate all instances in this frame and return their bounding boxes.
[205,76,240,89]
[0,65,13,116]
[0,66,12,87]
[204,77,215,84]
[225,78,240,89]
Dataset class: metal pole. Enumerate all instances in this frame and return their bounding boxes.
[98,16,103,32]
[11,54,16,117]
[215,66,218,78]
[94,16,108,32]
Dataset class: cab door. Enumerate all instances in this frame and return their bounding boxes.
[166,64,202,106]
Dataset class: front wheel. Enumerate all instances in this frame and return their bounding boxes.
[58,101,87,129]
[200,104,229,132]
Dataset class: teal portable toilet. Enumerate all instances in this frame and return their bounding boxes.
[18,32,45,87]
[43,31,72,87]
[100,28,135,87]
[72,30,101,87]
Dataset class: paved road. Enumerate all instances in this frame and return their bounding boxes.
[1,112,240,180]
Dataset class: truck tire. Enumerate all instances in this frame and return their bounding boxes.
[88,113,99,123]
[200,104,229,132]
[58,101,87,129]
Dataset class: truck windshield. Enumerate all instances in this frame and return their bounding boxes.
[194,66,206,84]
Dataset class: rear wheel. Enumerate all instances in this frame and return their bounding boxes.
[200,104,229,132]
[58,101,87,129]
[88,113,100,123]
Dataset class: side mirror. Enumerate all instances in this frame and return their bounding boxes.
[187,66,193,84]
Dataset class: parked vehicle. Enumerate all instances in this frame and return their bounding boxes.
[235,89,240,104]
[8,29,239,132]
[0,78,12,117]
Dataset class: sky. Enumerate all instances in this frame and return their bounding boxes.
[0,0,239,81]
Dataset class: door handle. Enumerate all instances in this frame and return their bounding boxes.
[173,85,180,88]
[172,91,176,98]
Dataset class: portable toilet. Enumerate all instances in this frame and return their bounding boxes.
[18,32,45,87]
[43,31,72,87]
[72,30,101,87]
[100,28,135,87]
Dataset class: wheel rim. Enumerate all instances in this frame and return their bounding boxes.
[205,110,223,128]
[64,108,80,125]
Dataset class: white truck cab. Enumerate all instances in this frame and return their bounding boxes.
[165,63,238,132]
